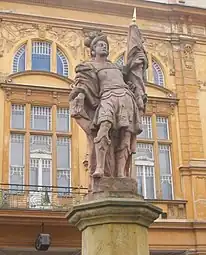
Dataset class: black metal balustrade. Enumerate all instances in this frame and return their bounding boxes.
[0,183,88,211]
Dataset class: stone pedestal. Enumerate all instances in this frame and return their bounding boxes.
[67,178,162,255]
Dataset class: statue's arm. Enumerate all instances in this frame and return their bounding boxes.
[69,62,99,134]
[69,63,93,101]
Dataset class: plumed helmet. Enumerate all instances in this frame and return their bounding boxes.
[84,31,109,51]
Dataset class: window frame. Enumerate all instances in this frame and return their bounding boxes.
[13,44,26,73]
[31,41,52,72]
[152,59,165,86]
[12,40,69,77]
[135,114,174,200]
[6,92,72,192]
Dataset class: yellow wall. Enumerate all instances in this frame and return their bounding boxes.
[1,0,206,252]
[0,90,5,183]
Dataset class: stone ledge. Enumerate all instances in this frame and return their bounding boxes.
[67,177,162,231]
[67,198,162,231]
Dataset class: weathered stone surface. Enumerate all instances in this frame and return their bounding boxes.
[67,178,162,255]
[69,26,147,187]
[89,176,139,199]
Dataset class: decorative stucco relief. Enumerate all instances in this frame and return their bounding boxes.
[107,34,127,58]
[0,21,36,56]
[0,21,83,59]
[197,80,206,91]
[144,38,174,74]
[49,27,83,58]
[182,43,194,70]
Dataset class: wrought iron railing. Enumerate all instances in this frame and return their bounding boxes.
[0,183,88,211]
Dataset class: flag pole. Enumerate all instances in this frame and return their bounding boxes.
[132,7,137,24]
[125,7,137,63]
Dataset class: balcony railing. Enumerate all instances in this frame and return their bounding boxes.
[0,183,88,211]
[147,199,187,219]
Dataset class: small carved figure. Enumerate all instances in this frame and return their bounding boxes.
[69,21,148,185]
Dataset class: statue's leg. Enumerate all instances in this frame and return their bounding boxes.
[93,121,112,178]
[116,130,131,178]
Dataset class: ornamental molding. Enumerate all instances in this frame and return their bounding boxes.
[182,43,195,70]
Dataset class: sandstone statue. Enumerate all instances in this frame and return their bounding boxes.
[69,19,148,186]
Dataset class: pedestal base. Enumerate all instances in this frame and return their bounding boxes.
[67,178,162,255]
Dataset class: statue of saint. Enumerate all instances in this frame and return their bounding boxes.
[69,20,148,185]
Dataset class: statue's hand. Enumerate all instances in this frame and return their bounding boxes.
[70,93,85,116]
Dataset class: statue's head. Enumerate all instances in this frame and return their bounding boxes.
[84,31,109,58]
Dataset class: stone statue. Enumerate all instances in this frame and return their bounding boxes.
[69,21,148,186]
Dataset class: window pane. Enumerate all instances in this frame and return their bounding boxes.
[157,117,169,139]
[57,170,71,195]
[11,105,25,129]
[18,52,26,72]
[57,137,70,169]
[10,134,24,166]
[30,135,52,152]
[159,145,171,174]
[161,177,173,200]
[13,44,26,73]
[136,143,153,160]
[57,55,63,75]
[152,59,164,86]
[30,158,39,190]
[56,108,70,132]
[32,41,51,72]
[57,137,71,195]
[31,106,51,131]
[42,159,51,186]
[137,166,144,196]
[138,116,152,139]
[137,165,155,199]
[145,166,155,199]
[10,166,24,192]
[57,48,69,77]
[159,144,173,200]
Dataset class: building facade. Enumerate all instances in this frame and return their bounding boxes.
[0,0,206,254]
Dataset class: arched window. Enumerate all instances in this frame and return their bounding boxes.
[13,45,26,73]
[57,48,69,77]
[32,41,51,72]
[152,59,164,86]
[115,54,124,67]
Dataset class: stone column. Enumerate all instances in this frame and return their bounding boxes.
[67,178,162,255]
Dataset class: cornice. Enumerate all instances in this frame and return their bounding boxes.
[147,82,178,99]
[0,209,68,226]
[8,70,73,84]
[3,0,206,23]
[0,82,71,93]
